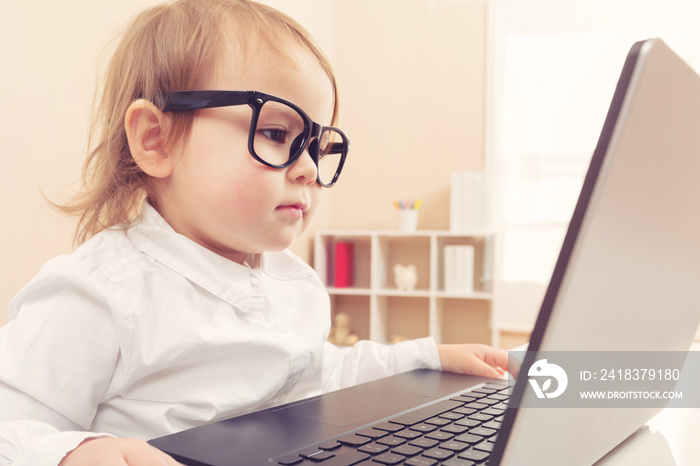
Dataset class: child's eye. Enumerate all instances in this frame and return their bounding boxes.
[258,128,289,144]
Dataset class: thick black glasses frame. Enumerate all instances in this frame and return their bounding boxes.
[157,90,349,187]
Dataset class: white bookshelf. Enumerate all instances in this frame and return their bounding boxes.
[314,230,498,346]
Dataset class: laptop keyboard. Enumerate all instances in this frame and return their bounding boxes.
[274,382,510,466]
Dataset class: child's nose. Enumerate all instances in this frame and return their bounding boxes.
[286,148,318,185]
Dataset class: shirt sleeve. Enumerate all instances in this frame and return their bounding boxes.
[0,266,120,466]
[0,420,111,466]
[321,337,443,393]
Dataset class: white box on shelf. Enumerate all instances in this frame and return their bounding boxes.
[443,245,475,294]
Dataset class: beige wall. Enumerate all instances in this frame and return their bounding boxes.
[0,0,485,326]
[1,1,159,327]
[327,0,486,232]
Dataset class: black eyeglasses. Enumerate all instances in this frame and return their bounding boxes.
[157,90,350,187]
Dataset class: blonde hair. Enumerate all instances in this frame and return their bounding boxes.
[61,0,338,244]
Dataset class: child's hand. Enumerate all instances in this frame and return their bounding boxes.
[437,343,510,379]
[59,437,183,465]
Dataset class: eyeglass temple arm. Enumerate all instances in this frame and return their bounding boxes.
[326,142,345,154]
[157,91,252,112]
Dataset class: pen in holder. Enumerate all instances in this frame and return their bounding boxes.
[393,199,422,232]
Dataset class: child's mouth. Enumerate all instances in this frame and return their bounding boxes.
[276,203,306,219]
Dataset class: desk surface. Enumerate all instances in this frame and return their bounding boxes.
[595,343,700,466]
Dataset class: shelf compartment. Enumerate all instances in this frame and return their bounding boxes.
[316,233,371,289]
[374,296,430,344]
[436,235,493,294]
[329,294,371,342]
[374,235,431,292]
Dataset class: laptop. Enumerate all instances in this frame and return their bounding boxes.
[148,38,700,466]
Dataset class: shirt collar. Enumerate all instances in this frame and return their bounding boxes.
[125,203,313,306]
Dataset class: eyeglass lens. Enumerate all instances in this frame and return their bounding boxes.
[252,100,344,186]
[316,128,345,186]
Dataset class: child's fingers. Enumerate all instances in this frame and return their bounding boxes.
[468,356,506,378]
[60,437,184,466]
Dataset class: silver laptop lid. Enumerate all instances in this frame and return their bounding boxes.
[492,38,700,466]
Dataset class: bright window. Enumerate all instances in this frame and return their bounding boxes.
[487,0,700,333]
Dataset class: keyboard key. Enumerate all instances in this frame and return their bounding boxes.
[299,448,328,459]
[358,443,389,455]
[467,413,493,422]
[440,440,469,452]
[422,447,454,460]
[477,397,500,406]
[372,452,406,465]
[410,423,437,433]
[356,428,387,440]
[276,453,303,465]
[318,450,371,466]
[464,402,488,410]
[482,408,505,417]
[425,431,453,441]
[425,417,451,427]
[472,388,497,394]
[483,420,502,430]
[404,457,438,466]
[337,434,370,447]
[302,450,335,462]
[392,445,422,457]
[443,459,476,466]
[439,412,464,421]
[482,382,509,390]
[395,429,422,440]
[319,441,341,451]
[454,433,484,445]
[474,440,495,452]
[455,418,480,428]
[389,400,464,427]
[470,427,497,437]
[310,451,335,462]
[441,424,469,434]
[377,436,406,447]
[409,438,439,449]
[372,422,404,433]
[459,449,490,462]
[452,408,476,416]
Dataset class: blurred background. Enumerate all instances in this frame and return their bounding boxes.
[2,0,699,343]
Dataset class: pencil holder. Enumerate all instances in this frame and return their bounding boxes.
[397,209,418,231]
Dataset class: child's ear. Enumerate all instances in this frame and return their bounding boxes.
[125,99,173,178]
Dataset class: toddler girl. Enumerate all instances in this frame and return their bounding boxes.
[0,1,507,465]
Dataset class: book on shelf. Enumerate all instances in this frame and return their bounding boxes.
[443,245,475,294]
[333,241,354,288]
[450,170,489,232]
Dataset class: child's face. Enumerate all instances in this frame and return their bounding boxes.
[155,42,334,263]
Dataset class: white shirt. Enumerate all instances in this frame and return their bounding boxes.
[0,203,441,465]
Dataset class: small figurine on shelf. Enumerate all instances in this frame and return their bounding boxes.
[393,264,417,292]
[327,312,359,347]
